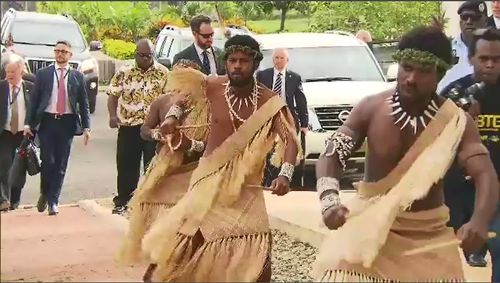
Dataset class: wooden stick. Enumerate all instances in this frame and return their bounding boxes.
[403,232,497,256]
[176,124,210,129]
[246,184,273,191]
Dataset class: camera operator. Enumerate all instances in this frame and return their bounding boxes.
[440,28,500,281]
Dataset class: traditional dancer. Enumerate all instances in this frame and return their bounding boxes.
[116,61,209,281]
[140,34,301,282]
[313,25,499,282]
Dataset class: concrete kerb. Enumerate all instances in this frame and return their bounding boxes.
[77,199,128,233]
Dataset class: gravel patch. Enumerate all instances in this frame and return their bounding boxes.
[94,198,318,282]
[271,229,317,282]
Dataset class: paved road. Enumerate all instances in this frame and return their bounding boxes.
[21,91,119,205]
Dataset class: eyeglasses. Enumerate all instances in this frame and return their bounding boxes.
[460,14,482,22]
[54,49,70,54]
[197,32,214,39]
[136,52,153,58]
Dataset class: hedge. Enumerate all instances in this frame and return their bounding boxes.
[103,39,136,60]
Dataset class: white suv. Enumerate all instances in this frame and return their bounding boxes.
[255,32,394,183]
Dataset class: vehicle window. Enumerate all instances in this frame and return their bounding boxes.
[260,46,385,82]
[1,16,13,41]
[10,20,87,51]
[154,35,165,57]
[158,36,174,58]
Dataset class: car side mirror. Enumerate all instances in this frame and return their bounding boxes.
[89,41,102,51]
[386,63,398,82]
[158,58,172,69]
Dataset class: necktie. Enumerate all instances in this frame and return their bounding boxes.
[202,50,211,75]
[57,68,66,114]
[10,86,19,134]
[273,72,283,96]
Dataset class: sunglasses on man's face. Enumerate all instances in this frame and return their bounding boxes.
[460,14,482,22]
[136,52,153,58]
[197,32,214,39]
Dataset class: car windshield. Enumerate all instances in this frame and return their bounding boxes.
[260,46,385,82]
[11,20,87,51]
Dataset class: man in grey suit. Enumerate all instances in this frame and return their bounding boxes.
[488,0,500,29]
[172,15,225,75]
[257,48,308,188]
[0,53,33,211]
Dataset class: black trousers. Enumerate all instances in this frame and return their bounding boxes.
[113,125,156,207]
[0,130,24,205]
[443,163,488,259]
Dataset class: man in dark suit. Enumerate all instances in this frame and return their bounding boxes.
[26,40,91,216]
[488,0,500,28]
[0,53,33,211]
[257,48,308,188]
[172,15,225,75]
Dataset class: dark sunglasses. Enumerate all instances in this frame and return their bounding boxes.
[136,52,153,58]
[197,32,214,39]
[54,49,70,54]
[460,14,482,22]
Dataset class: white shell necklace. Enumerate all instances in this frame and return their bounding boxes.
[223,81,259,125]
[387,90,439,134]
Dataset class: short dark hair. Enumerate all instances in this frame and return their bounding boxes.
[468,28,500,57]
[190,15,211,32]
[398,25,452,66]
[55,40,72,48]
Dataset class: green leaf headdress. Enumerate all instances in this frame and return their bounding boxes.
[392,48,451,72]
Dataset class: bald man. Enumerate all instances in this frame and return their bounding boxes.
[106,38,169,215]
[257,48,308,188]
[356,29,374,51]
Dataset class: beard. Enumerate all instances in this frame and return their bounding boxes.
[228,73,254,87]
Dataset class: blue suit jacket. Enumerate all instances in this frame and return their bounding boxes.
[27,65,90,135]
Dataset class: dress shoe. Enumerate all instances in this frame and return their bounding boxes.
[48,203,59,216]
[467,254,487,267]
[9,202,19,210]
[0,201,10,212]
[112,205,127,215]
[37,195,47,212]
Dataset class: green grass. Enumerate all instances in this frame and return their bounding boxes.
[248,17,310,34]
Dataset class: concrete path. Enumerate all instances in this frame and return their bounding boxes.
[0,205,144,282]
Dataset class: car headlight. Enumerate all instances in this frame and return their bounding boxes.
[308,108,323,132]
[79,58,98,74]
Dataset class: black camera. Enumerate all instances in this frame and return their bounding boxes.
[442,81,486,109]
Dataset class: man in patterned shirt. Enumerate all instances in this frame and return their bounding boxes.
[106,38,169,215]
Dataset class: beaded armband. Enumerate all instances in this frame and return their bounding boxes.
[164,104,184,121]
[324,131,355,170]
[278,162,294,182]
[188,139,205,153]
[316,177,341,214]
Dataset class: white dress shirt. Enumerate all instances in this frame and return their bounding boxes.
[5,82,27,133]
[45,63,73,114]
[436,36,473,94]
[272,68,287,101]
[494,16,500,29]
[194,43,217,76]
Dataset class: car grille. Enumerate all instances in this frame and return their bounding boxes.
[28,59,79,74]
[314,105,353,131]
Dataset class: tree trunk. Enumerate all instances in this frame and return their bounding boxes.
[279,5,288,32]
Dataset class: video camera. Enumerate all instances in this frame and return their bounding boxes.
[442,81,486,110]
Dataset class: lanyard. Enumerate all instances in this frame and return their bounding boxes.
[8,85,21,106]
[54,67,70,89]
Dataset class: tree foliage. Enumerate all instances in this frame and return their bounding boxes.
[309,1,442,41]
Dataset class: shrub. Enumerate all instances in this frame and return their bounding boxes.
[102,39,135,60]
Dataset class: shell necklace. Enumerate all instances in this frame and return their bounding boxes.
[223,81,259,128]
[387,90,439,134]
